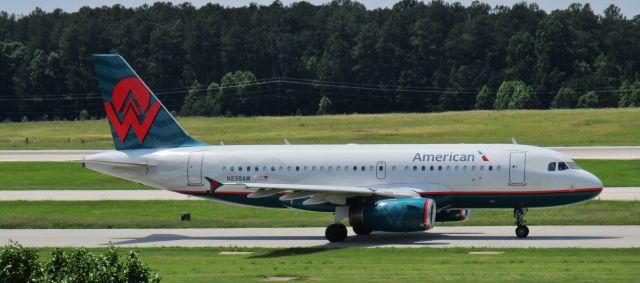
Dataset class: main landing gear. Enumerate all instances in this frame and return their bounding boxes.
[514,207,529,238]
[325,206,349,242]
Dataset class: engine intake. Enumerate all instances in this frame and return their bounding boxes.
[349,198,436,232]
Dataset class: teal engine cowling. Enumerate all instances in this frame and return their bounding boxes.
[349,198,436,232]
[435,209,471,222]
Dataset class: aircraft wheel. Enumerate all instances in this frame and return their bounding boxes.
[515,225,529,238]
[352,225,372,236]
[325,223,348,242]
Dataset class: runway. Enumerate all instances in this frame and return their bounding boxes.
[1,226,638,248]
[0,187,637,201]
[1,146,640,161]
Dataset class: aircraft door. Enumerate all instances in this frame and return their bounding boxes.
[509,152,526,185]
[376,161,386,179]
[187,152,204,186]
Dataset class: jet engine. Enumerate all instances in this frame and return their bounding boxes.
[435,209,471,222]
[349,198,436,232]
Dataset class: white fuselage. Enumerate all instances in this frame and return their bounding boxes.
[85,143,602,210]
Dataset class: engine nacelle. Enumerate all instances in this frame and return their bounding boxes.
[349,198,436,232]
[435,209,471,222]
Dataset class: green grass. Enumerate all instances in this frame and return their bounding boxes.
[1,108,640,149]
[0,159,637,190]
[0,200,637,228]
[30,247,640,282]
[0,162,152,190]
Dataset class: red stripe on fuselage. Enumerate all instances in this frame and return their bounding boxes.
[171,187,602,196]
[418,187,602,196]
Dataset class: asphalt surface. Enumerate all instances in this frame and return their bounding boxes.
[1,226,638,248]
[0,187,636,201]
[1,146,640,161]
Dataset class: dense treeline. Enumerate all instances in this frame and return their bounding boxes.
[1,0,640,121]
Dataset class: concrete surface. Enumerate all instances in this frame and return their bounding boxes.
[1,226,638,248]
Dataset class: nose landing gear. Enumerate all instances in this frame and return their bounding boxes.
[514,207,529,238]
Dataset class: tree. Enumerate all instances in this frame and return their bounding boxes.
[509,84,538,109]
[551,87,578,108]
[619,80,640,107]
[475,85,494,110]
[577,91,599,108]
[180,81,205,116]
[317,95,332,115]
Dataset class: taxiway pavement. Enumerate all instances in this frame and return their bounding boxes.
[0,187,636,201]
[1,146,640,161]
[1,226,638,248]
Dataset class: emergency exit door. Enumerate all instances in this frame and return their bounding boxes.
[187,152,204,185]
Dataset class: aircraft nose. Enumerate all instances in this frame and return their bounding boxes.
[582,170,603,189]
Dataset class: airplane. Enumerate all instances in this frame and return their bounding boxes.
[84,54,604,242]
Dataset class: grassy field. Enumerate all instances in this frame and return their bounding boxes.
[0,200,637,228]
[1,108,639,149]
[0,159,637,190]
[30,247,640,282]
[0,162,152,190]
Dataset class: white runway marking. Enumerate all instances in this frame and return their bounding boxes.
[1,146,640,161]
[0,188,636,201]
[1,226,638,248]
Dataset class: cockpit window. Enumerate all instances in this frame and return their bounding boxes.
[567,162,581,170]
[548,162,556,171]
[558,162,569,171]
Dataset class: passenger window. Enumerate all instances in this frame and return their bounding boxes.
[369,165,374,171]
[404,165,409,171]
[455,165,459,171]
[438,165,442,171]
[379,166,384,171]
[312,166,316,171]
[353,166,358,171]
[239,166,243,172]
[329,166,333,171]
[548,162,556,171]
[263,166,267,171]
[222,166,227,171]
[361,166,366,171]
[463,165,467,171]
[295,166,300,171]
[392,165,397,171]
[497,165,501,171]
[337,166,341,171]
[270,166,275,172]
[430,166,434,171]
[255,166,259,171]
[446,165,451,171]
[421,166,426,171]
[320,166,325,171]
[304,166,308,171]
[480,165,484,171]
[287,166,291,171]
[413,165,418,171]
[558,162,569,171]
[489,165,493,171]
[247,166,251,172]
[472,165,476,171]
[279,166,284,171]
[230,166,235,171]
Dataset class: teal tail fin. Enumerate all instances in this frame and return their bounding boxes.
[93,54,204,150]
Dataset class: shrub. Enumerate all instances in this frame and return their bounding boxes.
[475,85,494,110]
[0,242,160,283]
[577,91,599,108]
[551,87,577,108]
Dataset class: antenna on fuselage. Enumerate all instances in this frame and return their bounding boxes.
[284,138,290,145]
[220,141,224,146]
[511,137,518,144]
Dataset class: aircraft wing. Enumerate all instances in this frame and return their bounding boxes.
[210,178,421,205]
